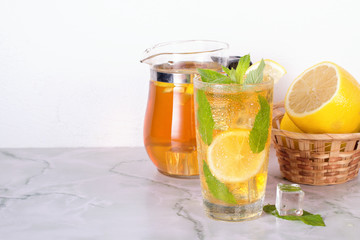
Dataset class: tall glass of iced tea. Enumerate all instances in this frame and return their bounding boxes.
[141,40,229,177]
[194,70,274,221]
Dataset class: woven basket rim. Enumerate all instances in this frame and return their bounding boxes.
[272,101,360,140]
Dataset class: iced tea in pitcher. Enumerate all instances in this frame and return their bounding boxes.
[141,40,228,177]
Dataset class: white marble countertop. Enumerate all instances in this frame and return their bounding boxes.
[0,147,359,240]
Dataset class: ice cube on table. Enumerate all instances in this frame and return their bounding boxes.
[276,183,304,216]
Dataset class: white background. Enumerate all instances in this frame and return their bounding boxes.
[0,0,359,148]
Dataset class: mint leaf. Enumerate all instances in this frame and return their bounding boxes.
[263,205,299,221]
[244,59,265,84]
[249,95,270,153]
[196,90,214,145]
[203,160,237,204]
[222,66,237,83]
[263,204,326,227]
[222,66,231,76]
[279,184,302,192]
[301,214,326,226]
[229,68,237,83]
[235,54,251,84]
[263,204,276,213]
[197,69,233,84]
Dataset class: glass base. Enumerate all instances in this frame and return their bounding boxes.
[157,169,199,179]
[203,197,264,222]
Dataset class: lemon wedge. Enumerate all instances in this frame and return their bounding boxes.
[280,113,303,133]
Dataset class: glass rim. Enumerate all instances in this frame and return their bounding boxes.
[193,74,274,90]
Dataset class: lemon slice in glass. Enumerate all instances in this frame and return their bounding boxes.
[207,129,266,183]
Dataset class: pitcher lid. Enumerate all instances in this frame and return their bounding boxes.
[140,40,229,65]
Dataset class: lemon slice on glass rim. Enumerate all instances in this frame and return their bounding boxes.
[246,59,286,84]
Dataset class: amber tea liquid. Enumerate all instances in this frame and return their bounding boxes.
[144,61,221,177]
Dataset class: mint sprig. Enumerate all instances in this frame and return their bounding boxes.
[221,54,251,84]
[197,68,233,84]
[249,95,270,153]
[263,204,326,227]
[197,55,265,85]
[196,90,214,145]
[203,160,237,204]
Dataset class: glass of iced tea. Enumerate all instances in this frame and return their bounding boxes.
[141,40,229,178]
[194,67,274,221]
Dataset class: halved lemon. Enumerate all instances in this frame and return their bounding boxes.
[246,59,286,84]
[207,129,266,183]
[285,61,360,133]
[280,113,303,133]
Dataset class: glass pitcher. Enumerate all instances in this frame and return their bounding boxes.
[141,40,229,178]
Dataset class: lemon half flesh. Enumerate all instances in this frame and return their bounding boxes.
[285,61,360,133]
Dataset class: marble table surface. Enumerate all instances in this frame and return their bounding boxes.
[0,147,359,240]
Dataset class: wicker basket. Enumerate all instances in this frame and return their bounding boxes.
[272,102,360,185]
